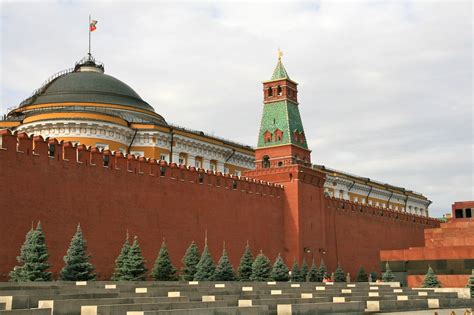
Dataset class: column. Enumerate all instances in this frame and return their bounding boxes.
[217,161,225,173]
[187,155,196,168]
[202,158,211,170]
[171,151,180,164]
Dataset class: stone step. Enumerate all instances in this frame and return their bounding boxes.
[0,309,51,315]
[128,305,268,315]
[86,301,229,315]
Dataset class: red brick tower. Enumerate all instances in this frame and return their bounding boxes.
[255,51,312,169]
[246,52,326,265]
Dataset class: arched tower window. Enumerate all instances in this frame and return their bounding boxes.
[277,85,282,96]
[268,87,273,97]
[262,155,270,168]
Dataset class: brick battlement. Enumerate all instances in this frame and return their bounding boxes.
[325,196,440,228]
[0,130,283,198]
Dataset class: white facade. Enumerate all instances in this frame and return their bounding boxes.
[323,173,431,217]
[16,119,254,173]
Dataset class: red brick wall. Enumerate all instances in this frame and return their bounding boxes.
[323,198,438,277]
[0,131,439,281]
[246,166,439,278]
[0,132,284,280]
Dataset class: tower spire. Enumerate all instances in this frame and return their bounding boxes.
[255,52,311,169]
[271,49,290,81]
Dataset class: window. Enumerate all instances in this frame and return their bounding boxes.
[264,131,273,143]
[278,161,283,167]
[277,85,282,96]
[466,208,472,218]
[210,163,216,171]
[103,155,109,167]
[274,129,283,142]
[160,154,168,162]
[339,190,344,199]
[224,166,229,174]
[130,151,144,157]
[262,155,270,168]
[455,209,463,218]
[361,198,366,204]
[48,144,55,157]
[235,170,241,176]
[268,87,273,97]
[354,197,359,203]
[368,200,373,205]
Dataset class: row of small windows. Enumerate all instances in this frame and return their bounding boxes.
[293,131,305,144]
[267,85,283,97]
[264,129,306,144]
[264,129,283,143]
[324,188,427,215]
[266,85,295,98]
[48,143,242,176]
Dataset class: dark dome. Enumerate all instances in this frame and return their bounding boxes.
[21,68,155,112]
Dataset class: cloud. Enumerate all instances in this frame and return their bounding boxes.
[1,0,472,217]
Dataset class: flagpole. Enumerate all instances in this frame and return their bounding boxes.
[88,14,91,56]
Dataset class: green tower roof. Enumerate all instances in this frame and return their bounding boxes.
[257,100,308,149]
[271,59,290,80]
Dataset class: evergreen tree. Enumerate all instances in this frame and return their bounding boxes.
[214,247,235,281]
[290,259,303,282]
[382,262,395,282]
[181,241,201,281]
[9,222,51,282]
[271,254,289,281]
[334,264,346,282]
[194,242,215,281]
[250,251,271,281]
[237,242,253,281]
[317,259,327,282]
[123,236,147,281]
[112,233,131,280]
[60,224,95,281]
[301,259,308,282]
[150,240,177,281]
[356,267,368,282]
[308,260,319,282]
[370,271,378,282]
[9,226,35,282]
[421,266,442,288]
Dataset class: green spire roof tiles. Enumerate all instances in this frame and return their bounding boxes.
[257,100,308,149]
[271,59,290,80]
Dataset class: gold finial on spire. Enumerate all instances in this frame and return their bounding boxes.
[278,48,283,61]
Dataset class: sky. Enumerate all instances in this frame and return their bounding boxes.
[1,1,472,217]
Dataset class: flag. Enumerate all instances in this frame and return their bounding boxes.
[90,20,98,32]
